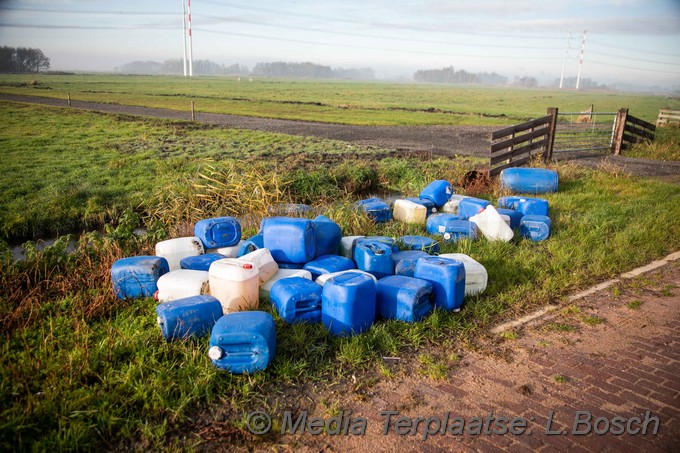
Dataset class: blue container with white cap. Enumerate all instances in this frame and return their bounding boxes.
[322,272,376,336]
[376,275,434,323]
[270,277,323,324]
[263,217,316,264]
[499,167,558,194]
[194,217,241,249]
[303,255,356,281]
[419,180,453,207]
[426,213,465,236]
[441,220,479,242]
[398,235,439,254]
[111,255,169,300]
[180,253,226,271]
[208,311,276,374]
[414,256,466,311]
[353,240,394,279]
[520,215,553,241]
[392,250,429,277]
[155,294,223,341]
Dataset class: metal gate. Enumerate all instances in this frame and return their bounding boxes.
[552,111,618,154]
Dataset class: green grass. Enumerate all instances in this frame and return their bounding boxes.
[1,73,677,126]
[0,101,480,241]
[2,100,680,450]
[626,300,643,310]
[625,124,680,161]
[552,374,569,384]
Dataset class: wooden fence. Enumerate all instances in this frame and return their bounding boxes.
[489,107,557,176]
[656,109,680,127]
[612,108,656,155]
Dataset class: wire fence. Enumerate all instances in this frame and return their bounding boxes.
[553,111,617,153]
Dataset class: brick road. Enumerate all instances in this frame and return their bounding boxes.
[280,260,679,452]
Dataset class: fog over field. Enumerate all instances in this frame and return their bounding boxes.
[0,0,679,91]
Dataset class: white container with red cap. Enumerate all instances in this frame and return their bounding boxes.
[239,248,279,285]
[208,258,260,314]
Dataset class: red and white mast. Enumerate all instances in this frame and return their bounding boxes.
[187,0,193,77]
[575,30,587,90]
[181,0,187,76]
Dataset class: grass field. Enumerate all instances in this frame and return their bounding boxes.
[1,73,678,126]
[1,100,680,450]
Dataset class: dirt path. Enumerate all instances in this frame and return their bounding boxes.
[0,93,494,157]
[233,257,679,452]
[3,93,678,179]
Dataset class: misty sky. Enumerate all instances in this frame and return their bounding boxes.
[0,0,679,87]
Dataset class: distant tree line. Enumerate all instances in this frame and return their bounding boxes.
[0,46,50,73]
[414,66,507,85]
[116,59,375,80]
[252,61,374,80]
[116,59,249,75]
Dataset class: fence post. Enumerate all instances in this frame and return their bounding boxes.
[67,92,71,108]
[544,107,558,163]
[191,100,195,121]
[611,108,628,155]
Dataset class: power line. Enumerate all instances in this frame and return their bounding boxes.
[586,60,680,74]
[197,0,566,41]
[197,28,562,61]
[0,6,176,16]
[0,23,174,30]
[588,38,680,58]
[194,14,559,51]
[588,49,680,67]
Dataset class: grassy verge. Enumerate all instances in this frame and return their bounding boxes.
[0,101,479,241]
[2,101,680,450]
[1,74,678,126]
[625,124,680,161]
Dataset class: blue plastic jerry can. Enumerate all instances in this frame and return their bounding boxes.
[520,215,553,241]
[111,255,169,299]
[398,235,439,254]
[322,272,376,336]
[458,197,491,219]
[414,256,466,312]
[420,180,453,208]
[499,167,558,194]
[376,275,433,323]
[270,277,323,324]
[179,253,226,271]
[156,294,223,341]
[194,217,241,249]
[392,250,429,277]
[353,240,394,279]
[313,215,342,257]
[237,233,264,257]
[263,217,316,264]
[303,255,356,281]
[208,311,276,374]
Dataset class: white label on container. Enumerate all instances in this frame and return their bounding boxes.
[438,225,446,233]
